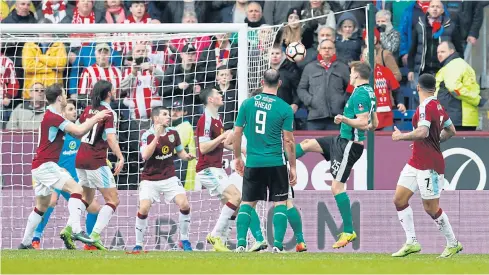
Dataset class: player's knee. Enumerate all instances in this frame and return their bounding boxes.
[393,195,407,208]
[300,139,311,151]
[180,201,190,212]
[138,204,151,216]
[331,180,344,195]
[422,200,439,216]
[67,182,83,195]
[48,199,57,208]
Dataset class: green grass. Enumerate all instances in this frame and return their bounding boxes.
[2,250,488,274]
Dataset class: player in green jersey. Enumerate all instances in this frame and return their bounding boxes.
[233,69,297,253]
[294,61,378,249]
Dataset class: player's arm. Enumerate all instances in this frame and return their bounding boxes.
[395,125,429,141]
[199,131,229,155]
[283,130,296,168]
[440,119,456,143]
[340,112,370,131]
[64,110,111,138]
[232,126,244,161]
[368,112,379,131]
[107,133,124,173]
[140,134,159,161]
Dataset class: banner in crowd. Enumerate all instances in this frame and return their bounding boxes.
[2,190,488,253]
[1,133,488,190]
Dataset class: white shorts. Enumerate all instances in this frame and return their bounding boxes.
[196,167,235,198]
[139,176,186,204]
[76,166,116,189]
[397,164,444,200]
[32,162,73,197]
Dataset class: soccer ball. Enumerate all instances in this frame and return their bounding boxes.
[285,42,306,63]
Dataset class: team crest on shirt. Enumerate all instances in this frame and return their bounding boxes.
[420,112,425,120]
[358,103,364,111]
[204,129,210,137]
[69,141,77,150]
[168,134,175,143]
[218,175,223,180]
[162,145,170,154]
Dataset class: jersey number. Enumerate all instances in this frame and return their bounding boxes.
[81,123,98,145]
[425,177,432,192]
[255,110,266,134]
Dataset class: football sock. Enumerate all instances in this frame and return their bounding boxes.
[211,202,237,237]
[92,203,116,235]
[250,207,264,242]
[221,216,236,243]
[273,205,287,249]
[135,212,148,246]
[432,208,458,247]
[86,212,98,235]
[296,144,305,158]
[236,204,253,247]
[287,206,305,243]
[396,204,417,244]
[67,193,86,234]
[179,209,191,241]
[33,206,54,240]
[22,208,44,246]
[334,192,354,234]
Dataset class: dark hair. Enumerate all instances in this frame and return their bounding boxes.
[151,106,168,119]
[440,41,456,51]
[418,73,436,92]
[66,99,76,106]
[131,1,146,6]
[199,87,217,105]
[263,69,280,87]
[45,83,64,104]
[91,80,113,108]
[350,61,371,80]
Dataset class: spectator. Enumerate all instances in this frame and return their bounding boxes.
[376,9,400,58]
[298,25,335,70]
[6,82,45,130]
[278,8,304,49]
[399,0,431,66]
[301,0,336,48]
[390,0,414,30]
[40,0,67,23]
[335,12,362,64]
[168,11,211,62]
[407,0,463,90]
[0,52,19,109]
[22,19,67,100]
[104,0,127,23]
[162,44,203,123]
[221,0,248,23]
[68,42,122,96]
[146,0,168,23]
[269,46,301,116]
[328,0,369,29]
[2,0,36,24]
[161,0,208,24]
[0,0,9,21]
[297,39,349,130]
[263,0,306,25]
[169,99,196,191]
[363,28,401,82]
[60,0,105,24]
[435,41,486,131]
[443,1,484,47]
[197,33,238,85]
[215,67,237,130]
[77,43,123,103]
[245,1,265,27]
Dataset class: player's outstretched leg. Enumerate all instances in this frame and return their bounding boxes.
[247,207,268,252]
[423,199,463,258]
[286,200,306,252]
[89,187,119,251]
[235,203,254,252]
[174,194,192,251]
[392,185,421,257]
[332,180,357,249]
[19,195,51,249]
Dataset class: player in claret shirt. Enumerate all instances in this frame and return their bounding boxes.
[20,83,110,250]
[131,106,195,253]
[75,80,125,250]
[391,74,461,258]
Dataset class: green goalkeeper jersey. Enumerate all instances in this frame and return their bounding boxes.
[235,93,294,168]
[340,84,377,142]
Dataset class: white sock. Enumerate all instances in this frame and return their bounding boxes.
[67,197,86,234]
[221,218,234,243]
[92,204,115,235]
[135,214,148,247]
[211,202,237,237]
[179,212,190,241]
[433,210,458,247]
[397,205,418,244]
[21,210,43,245]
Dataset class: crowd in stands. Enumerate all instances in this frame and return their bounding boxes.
[1,0,488,189]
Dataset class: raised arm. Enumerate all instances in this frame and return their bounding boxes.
[64,110,111,137]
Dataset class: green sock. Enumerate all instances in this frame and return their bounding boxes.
[287,206,305,243]
[272,205,288,249]
[250,208,264,242]
[236,204,253,247]
[334,192,354,234]
[296,144,305,158]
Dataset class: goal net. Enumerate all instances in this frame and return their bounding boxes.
[0,23,281,250]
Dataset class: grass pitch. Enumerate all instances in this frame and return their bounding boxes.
[2,250,488,274]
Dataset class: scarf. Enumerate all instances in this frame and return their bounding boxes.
[317,54,336,71]
[417,0,430,13]
[428,16,444,38]
[105,6,126,24]
[42,0,67,23]
[72,7,95,24]
[127,13,151,24]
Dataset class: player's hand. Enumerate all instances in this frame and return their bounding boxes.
[288,167,297,187]
[392,126,403,141]
[334,114,344,124]
[93,109,111,122]
[221,130,232,142]
[235,158,244,177]
[186,153,195,161]
[367,123,376,131]
[113,157,124,176]
[397,103,407,113]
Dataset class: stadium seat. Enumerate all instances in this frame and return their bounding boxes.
[295,108,308,119]
[393,109,415,131]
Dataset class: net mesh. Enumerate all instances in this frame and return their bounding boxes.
[0,25,281,250]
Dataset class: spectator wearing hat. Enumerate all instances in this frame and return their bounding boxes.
[362,28,401,82]
[277,8,311,49]
[335,12,362,64]
[169,98,197,191]
[301,0,336,48]
[263,0,305,25]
